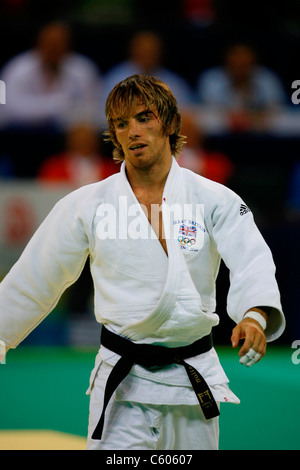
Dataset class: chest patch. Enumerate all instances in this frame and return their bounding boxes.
[172,204,206,253]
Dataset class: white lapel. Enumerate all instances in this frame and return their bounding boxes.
[119,160,169,275]
[119,157,188,341]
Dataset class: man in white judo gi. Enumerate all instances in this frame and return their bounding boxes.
[0,74,285,450]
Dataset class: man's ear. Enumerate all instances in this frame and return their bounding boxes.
[166,115,179,136]
[111,131,122,149]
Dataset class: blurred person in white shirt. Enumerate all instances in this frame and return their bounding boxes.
[0,22,102,131]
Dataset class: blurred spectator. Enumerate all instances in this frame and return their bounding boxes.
[101,30,195,121]
[38,124,118,188]
[177,113,234,184]
[0,22,102,131]
[196,43,288,133]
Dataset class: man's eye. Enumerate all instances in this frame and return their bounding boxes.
[116,121,126,129]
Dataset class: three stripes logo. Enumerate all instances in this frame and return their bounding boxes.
[240,203,251,216]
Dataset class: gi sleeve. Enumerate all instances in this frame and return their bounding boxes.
[211,192,285,342]
[0,194,89,348]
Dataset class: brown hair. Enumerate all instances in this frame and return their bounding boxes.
[104,74,186,163]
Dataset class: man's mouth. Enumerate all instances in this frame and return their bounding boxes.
[129,143,147,151]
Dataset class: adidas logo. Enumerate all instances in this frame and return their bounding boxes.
[240,203,251,216]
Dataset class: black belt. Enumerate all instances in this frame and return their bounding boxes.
[92,326,220,440]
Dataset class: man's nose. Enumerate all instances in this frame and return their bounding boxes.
[128,119,141,138]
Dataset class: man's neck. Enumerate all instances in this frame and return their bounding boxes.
[125,154,172,196]
[124,155,172,257]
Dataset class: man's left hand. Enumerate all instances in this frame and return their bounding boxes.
[231,317,267,367]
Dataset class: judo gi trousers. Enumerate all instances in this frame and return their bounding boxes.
[86,362,220,450]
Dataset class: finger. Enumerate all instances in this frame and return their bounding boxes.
[238,323,266,357]
[239,348,262,367]
[239,332,255,356]
[231,324,243,348]
[248,328,267,356]
[244,353,261,367]
[240,337,266,359]
[0,341,6,363]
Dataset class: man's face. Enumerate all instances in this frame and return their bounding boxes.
[113,100,172,171]
[226,45,256,84]
[38,25,70,70]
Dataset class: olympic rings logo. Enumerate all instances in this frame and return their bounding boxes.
[177,236,196,246]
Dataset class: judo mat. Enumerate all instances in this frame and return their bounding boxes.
[0,344,299,450]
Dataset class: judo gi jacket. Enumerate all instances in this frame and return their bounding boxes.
[0,157,285,397]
